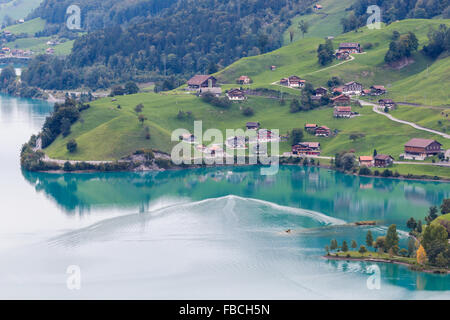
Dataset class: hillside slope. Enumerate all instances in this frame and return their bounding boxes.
[43,19,450,180]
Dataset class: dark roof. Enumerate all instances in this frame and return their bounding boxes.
[405,138,441,148]
[339,42,360,48]
[187,75,215,85]
[375,154,393,161]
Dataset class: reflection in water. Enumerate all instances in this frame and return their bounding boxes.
[22,166,450,228]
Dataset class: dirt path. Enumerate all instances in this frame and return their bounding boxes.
[358,99,450,139]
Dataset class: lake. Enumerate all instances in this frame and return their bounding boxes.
[0,93,449,299]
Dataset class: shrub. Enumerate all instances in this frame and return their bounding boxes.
[67,139,77,153]
[359,167,371,175]
[242,107,254,116]
[359,245,367,254]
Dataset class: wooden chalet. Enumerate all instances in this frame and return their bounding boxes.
[331,94,350,105]
[404,138,442,157]
[226,88,246,101]
[237,76,251,85]
[338,42,362,53]
[315,126,331,136]
[342,81,363,95]
[374,154,394,167]
[333,106,352,118]
[378,99,396,109]
[370,85,387,95]
[187,75,217,89]
[292,142,321,156]
[315,87,328,96]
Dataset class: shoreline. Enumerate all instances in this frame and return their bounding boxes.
[27,157,450,183]
[323,255,450,275]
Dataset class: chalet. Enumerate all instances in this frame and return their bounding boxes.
[370,85,387,95]
[378,99,396,109]
[338,42,362,53]
[361,89,371,96]
[187,75,217,89]
[333,106,352,118]
[304,123,318,132]
[331,94,350,105]
[226,88,246,101]
[332,86,344,94]
[342,81,363,95]
[281,75,305,88]
[45,47,55,55]
[292,142,321,156]
[315,87,328,96]
[335,51,350,60]
[315,126,331,137]
[404,138,442,158]
[359,156,374,167]
[237,75,251,85]
[258,129,275,140]
[313,4,323,10]
[270,65,277,71]
[374,154,394,167]
[246,122,260,130]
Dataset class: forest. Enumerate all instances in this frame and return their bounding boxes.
[22,0,314,90]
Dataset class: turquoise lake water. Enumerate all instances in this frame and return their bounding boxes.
[0,93,449,299]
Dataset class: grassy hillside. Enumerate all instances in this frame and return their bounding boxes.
[282,0,355,44]
[43,19,450,179]
[0,0,42,24]
[1,17,45,34]
[390,105,450,133]
[2,18,74,55]
[218,19,450,106]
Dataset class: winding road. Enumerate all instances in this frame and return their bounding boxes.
[358,99,450,139]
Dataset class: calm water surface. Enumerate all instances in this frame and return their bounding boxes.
[0,93,449,299]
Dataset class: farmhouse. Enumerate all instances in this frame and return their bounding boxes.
[333,106,352,118]
[370,85,387,95]
[237,76,251,84]
[331,94,350,105]
[404,138,442,158]
[315,126,331,136]
[374,154,394,167]
[378,99,396,109]
[270,65,277,71]
[280,75,305,88]
[313,4,323,10]
[359,156,374,167]
[258,129,276,140]
[335,51,350,60]
[315,87,328,96]
[338,42,362,53]
[226,88,246,101]
[305,123,318,133]
[187,75,217,89]
[246,122,260,130]
[342,81,363,95]
[292,142,321,155]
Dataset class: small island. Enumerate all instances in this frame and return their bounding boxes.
[324,199,450,274]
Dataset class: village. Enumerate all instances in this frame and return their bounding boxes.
[179,40,448,170]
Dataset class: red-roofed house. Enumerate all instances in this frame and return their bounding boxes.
[331,94,350,105]
[315,126,331,136]
[359,156,374,167]
[333,106,352,118]
[237,76,251,85]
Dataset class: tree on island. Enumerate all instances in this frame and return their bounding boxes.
[366,230,374,251]
[351,240,357,250]
[359,245,367,254]
[416,245,428,265]
[330,239,338,251]
[385,224,399,254]
[341,240,349,252]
